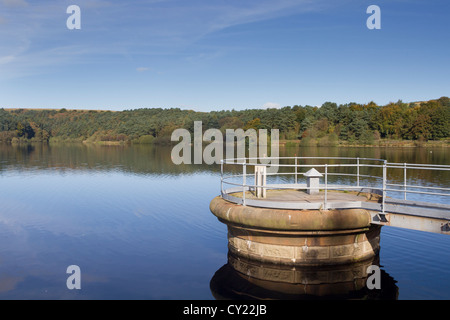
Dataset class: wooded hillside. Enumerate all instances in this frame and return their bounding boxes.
[1,97,449,145]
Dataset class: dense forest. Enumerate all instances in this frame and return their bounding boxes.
[0,97,449,146]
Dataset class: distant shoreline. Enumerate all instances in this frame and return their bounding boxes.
[278,139,450,148]
[2,138,449,148]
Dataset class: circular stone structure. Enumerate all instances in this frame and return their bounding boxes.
[210,194,382,266]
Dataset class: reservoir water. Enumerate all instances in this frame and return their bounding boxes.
[0,143,448,299]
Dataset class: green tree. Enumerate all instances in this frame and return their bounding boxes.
[16,122,25,137]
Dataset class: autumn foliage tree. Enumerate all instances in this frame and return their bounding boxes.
[0,97,448,144]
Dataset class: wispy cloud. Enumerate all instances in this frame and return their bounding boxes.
[0,0,29,7]
[0,55,16,65]
[262,102,281,109]
[136,67,149,72]
[0,0,327,80]
[205,0,319,32]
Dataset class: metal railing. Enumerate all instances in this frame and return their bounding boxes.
[220,157,450,213]
[385,162,450,199]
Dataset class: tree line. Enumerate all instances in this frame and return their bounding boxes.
[0,97,448,145]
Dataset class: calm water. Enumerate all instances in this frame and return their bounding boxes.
[0,143,449,300]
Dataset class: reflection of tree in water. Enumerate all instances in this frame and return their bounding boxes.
[0,143,220,175]
[0,144,447,187]
[210,253,398,300]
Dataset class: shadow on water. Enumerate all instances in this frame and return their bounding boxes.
[210,253,398,300]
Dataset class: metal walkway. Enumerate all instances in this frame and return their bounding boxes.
[220,157,450,235]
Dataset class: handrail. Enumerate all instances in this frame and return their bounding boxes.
[220,157,450,211]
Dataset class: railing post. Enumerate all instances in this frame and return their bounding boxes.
[242,162,246,206]
[404,162,407,200]
[357,157,360,187]
[295,157,298,185]
[324,164,328,210]
[255,165,267,198]
[220,160,224,196]
[382,160,387,214]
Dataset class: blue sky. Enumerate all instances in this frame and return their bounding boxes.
[0,0,448,111]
